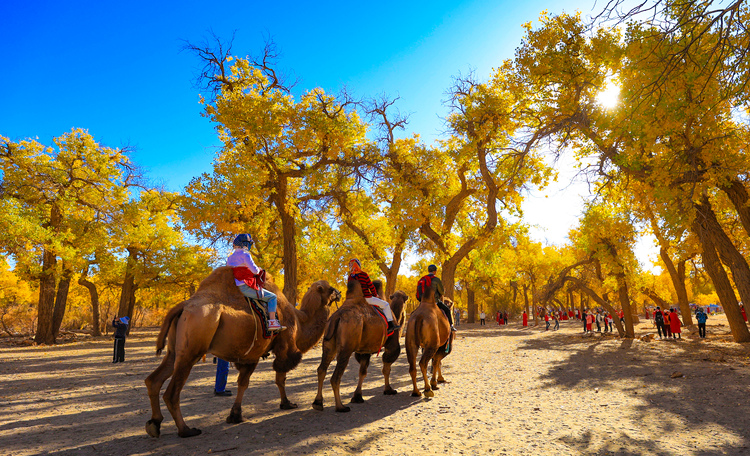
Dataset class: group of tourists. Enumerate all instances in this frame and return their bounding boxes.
[651,306,684,339]
[579,309,618,334]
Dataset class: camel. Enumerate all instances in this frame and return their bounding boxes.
[144,266,340,438]
[312,281,409,412]
[405,282,455,397]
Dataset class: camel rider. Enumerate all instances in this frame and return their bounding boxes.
[227,234,282,331]
[416,264,456,332]
[348,259,400,332]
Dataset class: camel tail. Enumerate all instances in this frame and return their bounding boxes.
[155,301,186,355]
[323,314,341,341]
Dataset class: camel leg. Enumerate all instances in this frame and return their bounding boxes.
[144,350,175,438]
[331,349,353,412]
[381,337,400,396]
[312,342,337,411]
[419,347,437,398]
[226,362,257,424]
[382,361,397,395]
[162,354,203,438]
[430,358,440,390]
[275,371,298,409]
[435,352,448,384]
[351,353,370,404]
[406,340,420,397]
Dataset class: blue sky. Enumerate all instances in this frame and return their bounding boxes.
[1,0,650,258]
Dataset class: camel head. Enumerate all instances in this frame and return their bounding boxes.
[301,280,340,312]
[389,290,409,323]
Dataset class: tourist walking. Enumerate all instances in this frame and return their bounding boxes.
[112,316,129,363]
[522,310,528,327]
[654,307,666,339]
[669,309,682,339]
[582,310,588,332]
[553,312,560,330]
[480,311,486,325]
[696,307,708,338]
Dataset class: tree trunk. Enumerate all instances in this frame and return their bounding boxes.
[273,181,298,305]
[35,204,62,345]
[579,291,585,315]
[692,215,750,342]
[34,247,58,345]
[467,288,476,323]
[522,284,530,319]
[79,275,101,336]
[383,239,405,299]
[615,271,635,338]
[118,247,138,318]
[695,198,750,321]
[51,265,73,339]
[531,279,538,326]
[642,288,670,309]
[659,247,693,325]
[721,177,750,237]
[441,259,458,301]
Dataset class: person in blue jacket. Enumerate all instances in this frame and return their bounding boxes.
[695,307,708,339]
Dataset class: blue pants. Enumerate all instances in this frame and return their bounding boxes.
[238,284,277,313]
[215,358,229,393]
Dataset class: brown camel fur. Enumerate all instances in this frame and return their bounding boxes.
[144,266,340,438]
[405,282,455,398]
[312,282,408,412]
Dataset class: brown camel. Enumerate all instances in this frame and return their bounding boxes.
[144,266,340,438]
[405,282,455,397]
[312,282,409,412]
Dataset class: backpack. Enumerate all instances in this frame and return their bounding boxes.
[654,312,664,324]
[416,275,433,301]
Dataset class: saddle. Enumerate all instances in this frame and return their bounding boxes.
[370,305,395,338]
[244,297,278,339]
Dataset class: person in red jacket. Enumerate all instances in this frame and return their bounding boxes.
[349,259,399,332]
[664,311,672,338]
[741,304,747,322]
[522,311,528,327]
[669,309,682,339]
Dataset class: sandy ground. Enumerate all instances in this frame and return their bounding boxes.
[1,316,750,456]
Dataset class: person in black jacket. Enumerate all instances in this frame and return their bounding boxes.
[653,307,666,339]
[112,316,129,363]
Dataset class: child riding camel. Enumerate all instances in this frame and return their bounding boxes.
[228,234,282,331]
[348,259,400,332]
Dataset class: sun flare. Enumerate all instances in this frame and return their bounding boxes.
[597,82,620,109]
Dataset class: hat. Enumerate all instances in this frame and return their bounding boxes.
[349,258,362,274]
[233,234,254,250]
[120,316,130,325]
[427,264,437,273]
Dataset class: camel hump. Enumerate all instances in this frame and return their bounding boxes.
[195,266,236,293]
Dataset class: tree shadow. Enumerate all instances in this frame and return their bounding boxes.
[517,331,750,455]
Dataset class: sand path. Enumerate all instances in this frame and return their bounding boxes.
[1,317,749,455]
